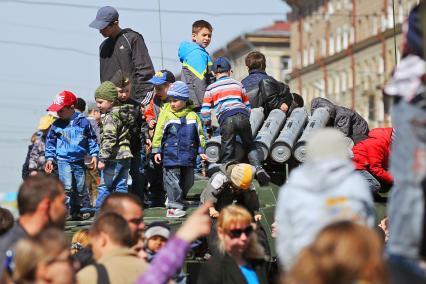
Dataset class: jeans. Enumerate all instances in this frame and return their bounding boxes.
[388,101,426,260]
[358,170,381,193]
[129,148,146,201]
[57,160,86,215]
[163,166,194,209]
[146,155,165,206]
[220,113,261,167]
[95,159,131,209]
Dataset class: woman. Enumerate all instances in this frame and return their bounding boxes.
[284,221,389,284]
[197,205,269,284]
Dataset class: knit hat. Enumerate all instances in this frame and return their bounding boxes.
[145,222,171,240]
[226,163,254,190]
[94,81,118,102]
[167,81,189,101]
[38,115,56,130]
[306,128,350,162]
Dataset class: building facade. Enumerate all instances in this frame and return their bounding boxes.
[284,0,418,127]
[213,21,291,83]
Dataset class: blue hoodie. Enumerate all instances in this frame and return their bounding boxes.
[45,112,99,162]
[178,41,212,80]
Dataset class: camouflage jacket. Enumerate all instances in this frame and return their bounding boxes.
[28,131,46,171]
[99,104,134,161]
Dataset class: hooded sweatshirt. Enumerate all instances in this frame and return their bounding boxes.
[275,158,374,270]
[99,104,134,161]
[151,103,205,167]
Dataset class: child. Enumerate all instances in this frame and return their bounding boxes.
[178,20,213,109]
[45,91,99,220]
[94,81,134,208]
[144,222,186,284]
[144,70,176,207]
[152,81,207,217]
[112,74,147,200]
[86,101,101,143]
[201,162,262,221]
[28,115,56,176]
[201,57,270,185]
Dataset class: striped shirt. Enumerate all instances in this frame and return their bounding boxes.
[201,76,251,124]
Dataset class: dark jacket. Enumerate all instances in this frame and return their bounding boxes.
[197,252,269,284]
[121,97,147,153]
[241,70,271,93]
[311,97,369,144]
[21,144,33,179]
[0,222,28,279]
[100,28,155,105]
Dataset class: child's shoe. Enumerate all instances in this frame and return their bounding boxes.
[166,208,186,218]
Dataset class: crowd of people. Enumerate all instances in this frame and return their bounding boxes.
[1,3,426,284]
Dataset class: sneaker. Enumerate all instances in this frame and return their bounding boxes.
[255,167,271,186]
[166,208,186,218]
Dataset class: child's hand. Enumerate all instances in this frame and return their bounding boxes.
[200,153,208,160]
[148,120,156,129]
[89,156,97,170]
[254,214,262,222]
[30,170,38,176]
[209,207,219,218]
[98,161,105,171]
[45,160,53,173]
[154,153,162,164]
[145,138,152,148]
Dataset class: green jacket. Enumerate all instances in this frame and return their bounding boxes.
[99,104,134,161]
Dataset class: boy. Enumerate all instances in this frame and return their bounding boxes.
[144,222,186,284]
[201,162,261,221]
[45,91,99,220]
[201,57,270,185]
[112,74,147,201]
[86,101,101,143]
[144,70,176,207]
[241,51,272,93]
[152,81,207,217]
[29,115,56,176]
[178,20,213,109]
[94,81,134,208]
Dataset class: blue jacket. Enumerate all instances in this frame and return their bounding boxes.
[45,112,99,162]
[152,103,205,167]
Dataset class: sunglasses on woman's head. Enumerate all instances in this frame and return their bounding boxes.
[227,225,254,239]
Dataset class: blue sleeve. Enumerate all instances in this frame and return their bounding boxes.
[45,125,57,161]
[85,120,99,157]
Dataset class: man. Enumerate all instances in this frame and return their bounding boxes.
[77,212,148,284]
[89,6,155,106]
[0,175,67,278]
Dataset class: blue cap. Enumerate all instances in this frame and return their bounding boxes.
[211,57,232,73]
[148,70,176,85]
[167,81,189,101]
[89,6,119,30]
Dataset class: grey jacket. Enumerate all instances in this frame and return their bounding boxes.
[181,68,208,108]
[275,158,374,270]
[311,97,369,144]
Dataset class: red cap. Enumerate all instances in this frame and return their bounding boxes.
[47,91,77,112]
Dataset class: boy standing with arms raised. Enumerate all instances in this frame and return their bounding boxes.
[45,91,99,220]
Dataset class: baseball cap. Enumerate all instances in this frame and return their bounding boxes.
[211,57,232,73]
[145,222,171,240]
[89,6,119,30]
[47,91,77,112]
[148,70,176,85]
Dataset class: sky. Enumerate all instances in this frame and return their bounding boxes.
[0,0,290,193]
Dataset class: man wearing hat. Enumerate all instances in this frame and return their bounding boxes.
[89,6,155,106]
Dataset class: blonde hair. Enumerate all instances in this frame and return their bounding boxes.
[70,229,90,255]
[284,221,389,284]
[217,205,264,259]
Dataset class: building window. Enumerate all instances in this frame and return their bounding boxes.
[321,38,327,56]
[303,48,308,66]
[343,26,349,49]
[309,45,315,64]
[297,52,301,67]
[336,28,342,52]
[329,34,335,55]
[281,56,291,71]
[327,2,334,15]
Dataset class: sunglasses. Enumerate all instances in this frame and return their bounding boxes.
[227,225,254,239]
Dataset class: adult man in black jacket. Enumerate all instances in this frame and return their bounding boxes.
[89,6,155,106]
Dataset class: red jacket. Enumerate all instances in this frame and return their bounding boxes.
[352,127,393,184]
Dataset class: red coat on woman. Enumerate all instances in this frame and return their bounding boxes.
[352,127,394,184]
